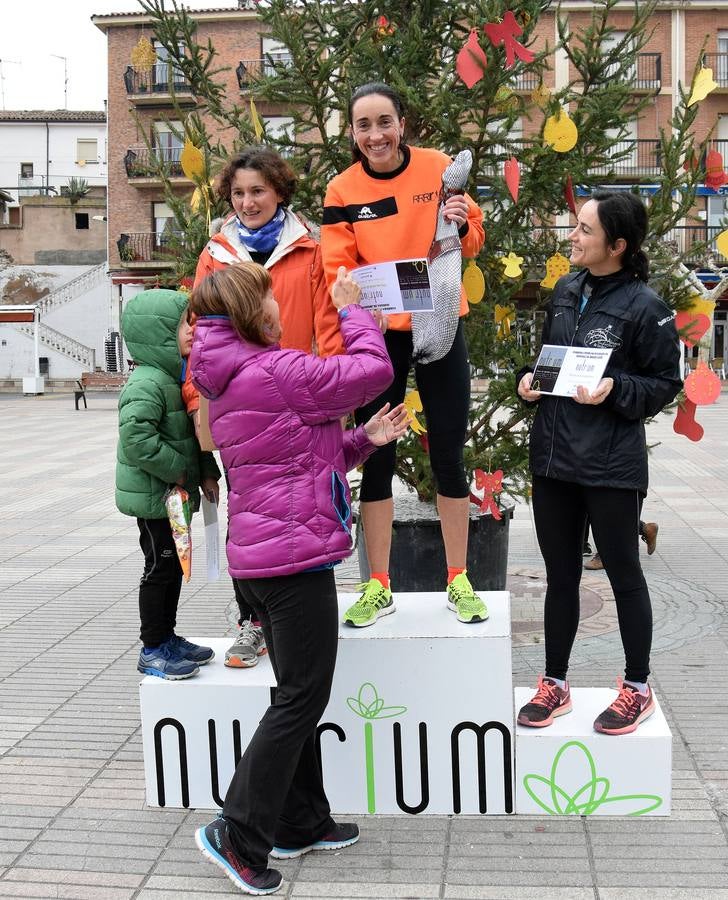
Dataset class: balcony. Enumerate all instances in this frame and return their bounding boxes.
[632,53,661,92]
[702,53,728,89]
[236,55,293,90]
[124,147,187,182]
[660,226,728,267]
[116,231,181,268]
[123,64,194,105]
[590,139,662,178]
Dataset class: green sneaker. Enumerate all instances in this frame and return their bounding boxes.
[447,572,488,623]
[343,578,395,627]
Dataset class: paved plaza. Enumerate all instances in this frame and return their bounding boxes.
[0,390,727,899]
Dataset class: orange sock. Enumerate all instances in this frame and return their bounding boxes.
[370,571,390,589]
[447,566,465,585]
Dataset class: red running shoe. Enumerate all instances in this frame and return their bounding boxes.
[594,678,655,735]
[517,675,572,727]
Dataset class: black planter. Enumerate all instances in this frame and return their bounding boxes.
[356,494,514,592]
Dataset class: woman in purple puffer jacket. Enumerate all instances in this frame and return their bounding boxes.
[189,262,406,896]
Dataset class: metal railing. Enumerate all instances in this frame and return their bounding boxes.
[590,139,662,176]
[15,322,95,370]
[708,139,728,160]
[117,231,183,264]
[123,64,192,96]
[633,53,661,90]
[659,226,728,266]
[124,147,184,178]
[236,55,293,88]
[703,53,728,87]
[34,264,107,316]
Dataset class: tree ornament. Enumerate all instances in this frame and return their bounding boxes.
[564,175,577,215]
[494,303,515,338]
[473,468,504,519]
[500,252,523,279]
[716,230,728,259]
[456,29,488,88]
[687,66,718,107]
[483,11,535,68]
[543,109,578,152]
[540,252,570,289]
[704,150,728,191]
[462,259,485,304]
[531,83,551,108]
[375,15,396,38]
[250,98,264,141]
[504,156,520,202]
[180,140,205,179]
[673,398,704,442]
[131,36,156,73]
[686,294,717,319]
[494,86,518,112]
[685,361,721,405]
[403,389,426,434]
[675,311,711,348]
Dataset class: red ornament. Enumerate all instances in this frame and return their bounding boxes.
[474,468,504,520]
[704,150,728,191]
[375,15,395,37]
[673,398,704,442]
[483,11,535,68]
[675,311,711,348]
[456,29,488,88]
[504,157,520,202]
[564,175,577,216]
[685,360,721,405]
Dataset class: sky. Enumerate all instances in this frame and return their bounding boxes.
[0,0,238,112]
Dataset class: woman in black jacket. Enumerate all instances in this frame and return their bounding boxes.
[517,191,682,735]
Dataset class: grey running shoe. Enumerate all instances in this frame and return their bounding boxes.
[225,620,266,668]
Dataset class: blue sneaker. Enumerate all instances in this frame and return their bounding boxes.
[137,639,199,680]
[168,634,215,665]
[195,817,282,895]
[270,822,359,859]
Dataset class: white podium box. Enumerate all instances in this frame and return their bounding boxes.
[140,591,515,815]
[514,687,671,817]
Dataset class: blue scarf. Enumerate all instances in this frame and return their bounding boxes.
[236,206,285,253]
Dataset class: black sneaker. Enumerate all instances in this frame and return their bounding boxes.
[270,822,359,860]
[195,817,282,895]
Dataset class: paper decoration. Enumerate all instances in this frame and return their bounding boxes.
[685,361,721,405]
[456,29,488,88]
[250,98,264,141]
[131,36,156,73]
[403,389,426,434]
[531,83,551,108]
[462,259,485,304]
[474,468,504,519]
[494,86,519,112]
[716,230,728,259]
[500,252,523,279]
[540,252,570,289]
[483,11,535,68]
[375,15,396,37]
[564,175,577,215]
[543,110,578,152]
[180,140,205,180]
[504,157,520,202]
[687,66,718,107]
[673,398,704,442]
[675,311,711,348]
[704,150,728,191]
[495,303,516,338]
[686,293,716,319]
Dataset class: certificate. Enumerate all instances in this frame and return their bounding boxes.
[201,497,220,582]
[350,259,434,313]
[531,344,612,397]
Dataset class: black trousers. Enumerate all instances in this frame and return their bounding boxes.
[354,322,471,500]
[223,569,338,869]
[532,476,652,683]
[137,518,182,647]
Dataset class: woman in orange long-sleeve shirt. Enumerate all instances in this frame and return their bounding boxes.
[321,83,486,628]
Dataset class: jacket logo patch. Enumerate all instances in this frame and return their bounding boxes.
[584,326,623,350]
[322,197,398,226]
[357,206,377,220]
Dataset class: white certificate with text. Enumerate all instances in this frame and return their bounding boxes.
[350,258,434,313]
[531,344,612,397]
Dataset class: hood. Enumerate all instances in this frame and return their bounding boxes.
[122,289,188,380]
[191,316,275,399]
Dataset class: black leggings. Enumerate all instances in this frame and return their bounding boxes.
[532,475,652,683]
[355,322,470,501]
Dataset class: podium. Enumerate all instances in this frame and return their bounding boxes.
[140,591,515,814]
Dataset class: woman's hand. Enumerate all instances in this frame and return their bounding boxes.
[331,266,362,310]
[442,194,469,228]
[574,377,613,405]
[201,476,219,505]
[372,309,388,334]
[363,403,409,446]
[518,371,542,402]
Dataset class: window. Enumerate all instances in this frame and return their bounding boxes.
[153,201,176,248]
[75,213,89,230]
[153,121,184,169]
[262,37,292,76]
[602,31,635,82]
[77,139,98,164]
[263,115,295,155]
[153,40,186,91]
[20,162,33,178]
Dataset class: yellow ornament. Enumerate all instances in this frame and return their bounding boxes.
[462,259,485,304]
[403,389,426,434]
[686,293,716,319]
[543,109,578,153]
[531,83,551,109]
[495,303,516,339]
[500,251,524,279]
[131,36,157,73]
[250,98,264,142]
[494,86,518,113]
[715,229,728,261]
[190,179,215,213]
[540,252,570,289]
[180,140,205,180]
[687,66,719,108]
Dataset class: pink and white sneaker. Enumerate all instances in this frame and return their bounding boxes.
[593,678,655,735]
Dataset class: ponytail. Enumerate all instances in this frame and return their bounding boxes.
[592,190,650,282]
